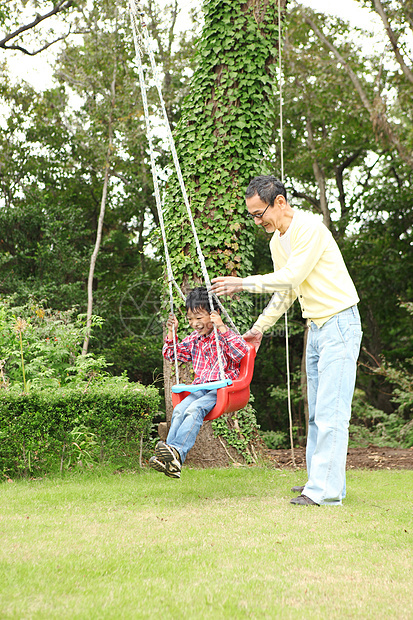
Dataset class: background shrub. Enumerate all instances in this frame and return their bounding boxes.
[0,380,160,478]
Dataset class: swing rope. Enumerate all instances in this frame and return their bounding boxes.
[277,0,295,467]
[129,0,228,383]
[129,6,180,383]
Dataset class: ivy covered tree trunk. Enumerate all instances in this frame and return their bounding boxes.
[161,0,288,466]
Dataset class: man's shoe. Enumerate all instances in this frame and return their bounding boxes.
[291,486,305,494]
[290,494,319,506]
[155,441,182,475]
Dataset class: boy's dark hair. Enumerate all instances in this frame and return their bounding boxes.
[245,175,287,205]
[185,287,219,313]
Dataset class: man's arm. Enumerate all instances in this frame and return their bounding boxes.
[242,222,329,293]
[242,289,297,351]
[242,328,263,352]
[212,218,330,297]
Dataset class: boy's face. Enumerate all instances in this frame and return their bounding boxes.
[187,307,213,336]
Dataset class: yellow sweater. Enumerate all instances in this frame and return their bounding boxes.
[242,210,359,332]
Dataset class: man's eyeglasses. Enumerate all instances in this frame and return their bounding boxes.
[247,203,271,220]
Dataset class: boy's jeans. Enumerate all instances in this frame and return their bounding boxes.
[303,306,362,505]
[167,389,218,463]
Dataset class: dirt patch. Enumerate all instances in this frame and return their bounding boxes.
[267,446,413,470]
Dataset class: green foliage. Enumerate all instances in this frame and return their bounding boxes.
[265,361,307,443]
[2,0,412,446]
[103,334,163,386]
[347,187,413,359]
[211,403,261,464]
[0,381,160,478]
[0,1,85,55]
[349,387,413,449]
[0,300,108,390]
[279,5,376,234]
[259,429,288,449]
[351,303,413,449]
[0,1,196,386]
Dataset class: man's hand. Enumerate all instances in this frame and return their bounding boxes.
[211,276,243,297]
[243,328,263,352]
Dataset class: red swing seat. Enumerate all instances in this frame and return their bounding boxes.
[171,342,256,421]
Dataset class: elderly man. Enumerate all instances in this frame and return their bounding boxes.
[211,175,362,506]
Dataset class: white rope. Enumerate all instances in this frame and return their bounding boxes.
[129,4,180,383]
[129,0,227,381]
[278,0,295,467]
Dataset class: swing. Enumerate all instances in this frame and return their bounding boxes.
[171,342,256,421]
[129,0,256,419]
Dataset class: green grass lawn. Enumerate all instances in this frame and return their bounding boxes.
[1,466,412,619]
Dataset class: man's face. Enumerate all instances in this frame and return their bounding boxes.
[246,193,285,234]
[187,307,214,336]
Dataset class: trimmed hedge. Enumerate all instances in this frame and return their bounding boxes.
[0,382,160,478]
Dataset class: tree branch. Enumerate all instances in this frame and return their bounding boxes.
[0,0,74,55]
[109,171,131,185]
[82,61,117,356]
[373,0,413,85]
[167,0,179,56]
[305,14,413,168]
[335,150,361,231]
[4,32,71,56]
[350,152,383,209]
[291,188,321,211]
[305,116,330,229]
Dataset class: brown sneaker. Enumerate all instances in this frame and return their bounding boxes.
[155,442,182,475]
[149,456,166,473]
[291,486,305,493]
[149,455,181,479]
[290,495,319,506]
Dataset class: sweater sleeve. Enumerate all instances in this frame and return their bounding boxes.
[253,289,297,333]
[242,218,330,294]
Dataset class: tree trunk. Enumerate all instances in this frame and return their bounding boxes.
[305,117,330,230]
[372,0,413,85]
[161,0,288,466]
[82,65,116,355]
[82,162,110,355]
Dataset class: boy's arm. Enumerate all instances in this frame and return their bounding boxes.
[210,311,249,363]
[219,330,249,363]
[166,313,179,340]
[210,310,230,335]
[162,314,192,363]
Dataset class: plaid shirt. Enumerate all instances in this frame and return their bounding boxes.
[163,329,249,384]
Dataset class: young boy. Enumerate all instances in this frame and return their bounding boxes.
[149,287,249,479]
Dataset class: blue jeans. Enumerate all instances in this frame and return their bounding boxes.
[167,389,218,463]
[304,306,362,505]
